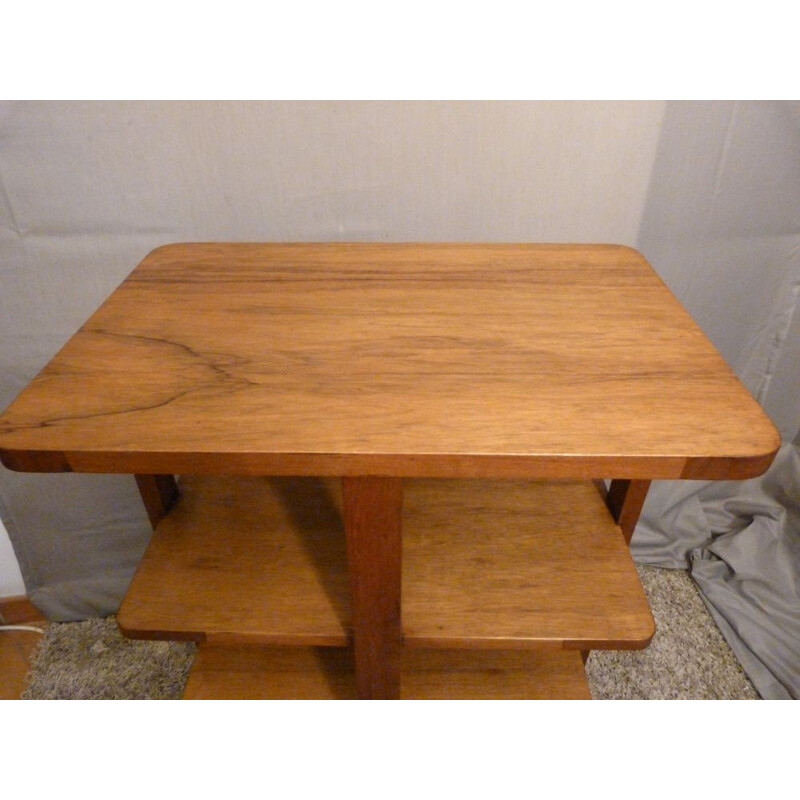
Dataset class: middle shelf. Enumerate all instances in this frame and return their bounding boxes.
[117,475,655,651]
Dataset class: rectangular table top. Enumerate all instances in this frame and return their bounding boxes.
[0,243,780,479]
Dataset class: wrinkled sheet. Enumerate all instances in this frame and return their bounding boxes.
[634,444,800,699]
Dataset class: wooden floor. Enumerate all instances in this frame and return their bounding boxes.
[0,597,46,700]
[0,629,43,699]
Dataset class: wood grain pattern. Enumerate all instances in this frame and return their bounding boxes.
[402,479,654,650]
[0,243,780,480]
[118,475,653,651]
[117,476,351,645]
[182,644,592,700]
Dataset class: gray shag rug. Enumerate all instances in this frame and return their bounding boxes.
[22,621,195,700]
[586,565,758,699]
[21,565,759,700]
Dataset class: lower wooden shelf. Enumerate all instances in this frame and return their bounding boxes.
[183,644,592,700]
[120,476,351,645]
[118,475,654,652]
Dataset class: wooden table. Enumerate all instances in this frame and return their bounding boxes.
[0,243,779,699]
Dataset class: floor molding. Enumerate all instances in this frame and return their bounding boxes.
[0,595,45,625]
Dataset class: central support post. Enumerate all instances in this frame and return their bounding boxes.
[342,476,403,699]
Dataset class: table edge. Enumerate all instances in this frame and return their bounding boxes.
[0,444,780,481]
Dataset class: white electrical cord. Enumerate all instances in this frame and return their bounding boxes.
[0,624,45,634]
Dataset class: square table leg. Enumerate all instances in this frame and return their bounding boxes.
[606,479,651,545]
[342,476,403,699]
[135,474,179,530]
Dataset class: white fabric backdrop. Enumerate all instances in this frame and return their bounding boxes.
[1,100,797,697]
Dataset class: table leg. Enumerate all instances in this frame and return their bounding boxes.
[584,479,652,665]
[342,476,403,700]
[605,479,651,545]
[135,474,179,530]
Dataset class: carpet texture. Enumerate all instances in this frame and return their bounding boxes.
[22,620,195,700]
[586,565,758,699]
[21,565,759,699]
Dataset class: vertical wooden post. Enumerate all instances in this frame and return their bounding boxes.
[605,479,651,545]
[585,478,652,664]
[135,474,179,530]
[342,476,403,700]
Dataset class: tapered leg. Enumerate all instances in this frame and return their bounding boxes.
[605,479,651,545]
[135,474,179,530]
[342,476,403,699]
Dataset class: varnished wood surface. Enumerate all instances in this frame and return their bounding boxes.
[402,479,654,650]
[0,243,779,480]
[118,475,654,650]
[342,476,403,699]
[182,644,592,700]
[117,476,351,645]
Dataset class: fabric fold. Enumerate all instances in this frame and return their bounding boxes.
[634,444,800,699]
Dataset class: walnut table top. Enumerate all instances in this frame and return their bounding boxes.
[0,242,780,480]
